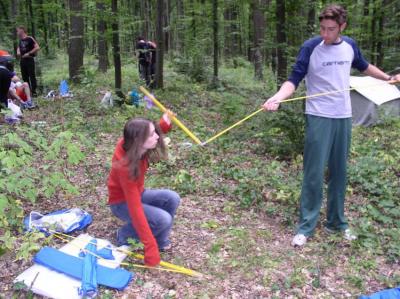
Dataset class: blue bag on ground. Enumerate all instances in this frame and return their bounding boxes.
[34,246,132,290]
[59,80,69,96]
[24,208,92,234]
[359,286,400,299]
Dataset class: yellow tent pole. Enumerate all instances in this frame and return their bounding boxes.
[202,108,264,145]
[118,248,203,278]
[48,230,203,278]
[51,233,193,275]
[139,86,202,145]
[202,80,400,145]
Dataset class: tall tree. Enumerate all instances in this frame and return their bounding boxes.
[275,0,287,87]
[175,0,184,53]
[140,0,151,38]
[212,0,219,85]
[97,0,109,72]
[155,0,164,89]
[376,0,388,68]
[251,0,265,80]
[306,0,316,37]
[26,0,36,38]
[68,0,84,83]
[10,0,18,56]
[111,0,124,98]
[38,0,49,55]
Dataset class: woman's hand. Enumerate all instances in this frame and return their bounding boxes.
[144,242,161,266]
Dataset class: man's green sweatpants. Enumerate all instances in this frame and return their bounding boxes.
[297,115,352,236]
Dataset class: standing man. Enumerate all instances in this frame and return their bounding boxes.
[136,36,151,86]
[17,26,40,96]
[263,4,400,247]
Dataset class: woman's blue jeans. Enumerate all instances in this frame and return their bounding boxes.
[110,189,180,249]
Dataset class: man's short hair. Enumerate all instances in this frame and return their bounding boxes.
[17,25,27,32]
[137,36,145,42]
[319,4,347,25]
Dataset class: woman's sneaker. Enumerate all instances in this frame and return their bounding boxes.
[291,234,307,247]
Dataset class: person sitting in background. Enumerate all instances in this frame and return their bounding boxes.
[0,50,14,110]
[9,75,35,109]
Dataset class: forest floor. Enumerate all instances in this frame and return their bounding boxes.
[1,55,399,298]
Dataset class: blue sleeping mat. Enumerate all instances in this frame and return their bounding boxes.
[34,247,133,290]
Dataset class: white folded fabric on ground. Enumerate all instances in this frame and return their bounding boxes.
[7,99,22,119]
[14,234,129,299]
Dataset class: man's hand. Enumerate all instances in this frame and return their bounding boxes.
[262,97,281,111]
[22,53,30,58]
[262,81,296,112]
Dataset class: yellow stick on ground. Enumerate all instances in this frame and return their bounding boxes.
[202,80,400,145]
[139,86,202,145]
[118,248,203,278]
[49,230,204,278]
[51,233,192,275]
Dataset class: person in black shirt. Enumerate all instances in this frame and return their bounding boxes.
[17,26,40,96]
[136,36,151,86]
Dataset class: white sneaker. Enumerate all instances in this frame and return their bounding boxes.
[291,234,307,247]
[344,228,357,241]
[325,227,357,241]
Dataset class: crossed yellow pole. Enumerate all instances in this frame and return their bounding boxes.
[139,86,202,145]
[141,80,399,146]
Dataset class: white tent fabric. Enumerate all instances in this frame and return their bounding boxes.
[14,234,129,299]
[350,76,400,105]
[350,76,400,127]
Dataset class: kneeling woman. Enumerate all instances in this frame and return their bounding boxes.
[107,113,180,266]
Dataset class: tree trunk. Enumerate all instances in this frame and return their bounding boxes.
[376,0,387,68]
[275,0,287,87]
[370,0,377,64]
[111,0,124,98]
[38,0,49,55]
[164,0,170,53]
[306,0,316,37]
[68,0,84,83]
[212,0,219,84]
[10,0,18,56]
[63,0,70,51]
[155,0,164,89]
[27,0,36,38]
[140,0,151,38]
[97,1,109,72]
[175,0,184,53]
[251,0,265,80]
[362,0,370,51]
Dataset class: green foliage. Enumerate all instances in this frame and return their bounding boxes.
[172,48,210,83]
[348,121,400,261]
[0,125,86,258]
[257,101,305,159]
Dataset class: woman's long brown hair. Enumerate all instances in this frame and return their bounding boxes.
[122,118,167,179]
